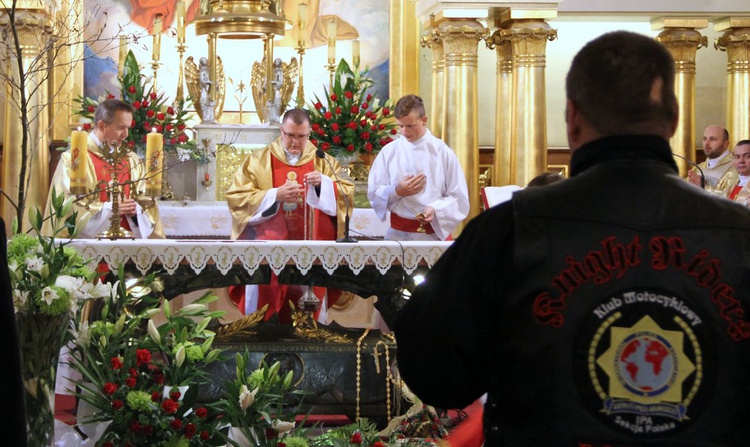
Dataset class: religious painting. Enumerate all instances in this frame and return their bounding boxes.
[82,0,390,119]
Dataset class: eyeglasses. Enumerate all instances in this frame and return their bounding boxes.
[281,129,310,142]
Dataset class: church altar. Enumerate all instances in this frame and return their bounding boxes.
[159,201,391,239]
[69,239,451,300]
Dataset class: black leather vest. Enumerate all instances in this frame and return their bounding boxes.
[484,136,750,446]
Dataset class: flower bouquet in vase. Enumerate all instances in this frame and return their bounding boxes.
[9,190,108,447]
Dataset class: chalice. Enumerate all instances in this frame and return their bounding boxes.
[416,213,427,233]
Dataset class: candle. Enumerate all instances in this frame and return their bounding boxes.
[118,35,128,77]
[152,15,162,61]
[298,2,307,45]
[327,20,336,63]
[70,129,89,194]
[176,1,186,43]
[352,39,360,67]
[145,131,163,196]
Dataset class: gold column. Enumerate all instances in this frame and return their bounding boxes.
[498,16,556,187]
[389,0,420,100]
[437,19,487,223]
[0,9,52,232]
[715,18,750,146]
[421,22,444,139]
[486,25,514,186]
[654,19,707,175]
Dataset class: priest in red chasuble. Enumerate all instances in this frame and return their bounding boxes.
[45,99,163,239]
[226,108,354,322]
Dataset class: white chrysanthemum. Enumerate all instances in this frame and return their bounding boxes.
[55,275,84,295]
[41,286,59,306]
[25,256,44,273]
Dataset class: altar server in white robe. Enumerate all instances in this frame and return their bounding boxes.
[368,94,469,241]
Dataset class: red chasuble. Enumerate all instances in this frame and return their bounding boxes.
[231,156,339,323]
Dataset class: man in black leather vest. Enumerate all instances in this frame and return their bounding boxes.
[395,31,750,447]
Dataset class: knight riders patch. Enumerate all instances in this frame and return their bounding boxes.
[573,288,716,438]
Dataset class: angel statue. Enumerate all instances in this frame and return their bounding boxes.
[251,56,298,124]
[185,55,226,123]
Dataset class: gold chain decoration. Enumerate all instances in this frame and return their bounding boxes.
[355,328,370,422]
[373,340,393,422]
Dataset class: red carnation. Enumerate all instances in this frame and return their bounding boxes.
[82,123,92,131]
[162,399,179,414]
[351,105,359,114]
[324,111,333,120]
[125,377,136,387]
[390,128,398,135]
[367,93,373,101]
[177,123,187,131]
[112,399,123,410]
[103,442,113,447]
[129,368,137,377]
[317,128,325,136]
[107,94,115,99]
[312,123,320,131]
[201,431,210,440]
[136,349,152,366]
[146,110,155,118]
[347,144,355,152]
[361,102,369,109]
[170,419,183,429]
[151,391,161,402]
[333,136,342,144]
[372,442,385,447]
[350,432,363,444]
[155,124,163,133]
[184,423,197,438]
[365,142,373,152]
[133,101,141,109]
[330,93,338,101]
[371,125,377,131]
[383,107,390,116]
[336,107,342,114]
[128,86,136,94]
[150,92,157,100]
[178,133,188,143]
[331,123,339,131]
[348,122,357,130]
[103,382,118,395]
[166,123,173,131]
[195,407,208,418]
[360,120,367,127]
[321,142,331,151]
[130,119,136,128]
[170,390,182,400]
[156,112,165,120]
[310,138,318,146]
[361,132,370,140]
[141,100,149,108]
[344,91,353,99]
[379,124,385,130]
[170,138,176,145]
[87,105,95,113]
[314,102,323,110]
[167,106,175,115]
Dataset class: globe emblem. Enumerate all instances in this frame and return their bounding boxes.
[616,332,675,397]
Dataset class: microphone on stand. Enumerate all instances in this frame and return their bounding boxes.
[672,152,705,189]
[316,149,357,243]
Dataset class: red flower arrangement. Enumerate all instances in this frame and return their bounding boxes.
[74,51,208,163]
[306,60,397,160]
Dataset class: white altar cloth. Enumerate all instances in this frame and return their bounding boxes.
[159,201,390,239]
[69,239,451,277]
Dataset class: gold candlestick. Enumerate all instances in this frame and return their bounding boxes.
[326,61,336,90]
[97,140,136,240]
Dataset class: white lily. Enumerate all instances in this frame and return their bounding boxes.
[271,419,295,433]
[238,384,258,411]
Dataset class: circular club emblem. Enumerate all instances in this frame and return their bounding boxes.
[573,288,716,438]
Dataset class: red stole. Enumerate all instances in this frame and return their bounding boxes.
[90,150,132,230]
[252,156,336,241]
[729,184,743,201]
